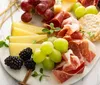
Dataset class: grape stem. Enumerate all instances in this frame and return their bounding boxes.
[19,69,32,85]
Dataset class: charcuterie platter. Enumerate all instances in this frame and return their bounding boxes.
[0,0,100,85]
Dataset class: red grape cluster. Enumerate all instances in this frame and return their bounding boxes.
[21,0,55,22]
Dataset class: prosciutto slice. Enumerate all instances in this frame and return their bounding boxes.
[62,17,80,32]
[69,39,96,62]
[79,40,96,62]
[53,50,85,83]
[53,39,96,83]
[62,51,81,72]
[78,0,98,7]
[52,70,72,83]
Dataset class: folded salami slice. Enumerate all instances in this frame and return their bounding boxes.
[49,11,67,27]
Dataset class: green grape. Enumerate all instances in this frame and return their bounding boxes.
[40,41,54,55]
[85,5,98,14]
[49,49,62,63]
[72,2,82,12]
[33,49,46,64]
[48,37,57,43]
[75,6,86,18]
[42,57,55,70]
[53,38,68,53]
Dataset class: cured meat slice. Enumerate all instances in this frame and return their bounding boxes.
[79,40,96,62]
[62,50,81,72]
[69,39,96,63]
[52,70,72,83]
[66,61,85,74]
[63,35,72,42]
[49,11,66,27]
[57,27,68,38]
[78,0,96,7]
[53,61,85,83]
[52,50,85,83]
[69,40,83,59]
[61,17,80,32]
[57,26,73,38]
[71,31,83,40]
[55,61,66,70]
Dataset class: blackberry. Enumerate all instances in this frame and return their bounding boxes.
[24,59,36,71]
[4,56,23,70]
[19,47,32,61]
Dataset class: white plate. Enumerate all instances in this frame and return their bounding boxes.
[0,6,100,85]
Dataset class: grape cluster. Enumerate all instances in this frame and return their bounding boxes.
[32,38,69,70]
[21,0,55,22]
[72,2,98,19]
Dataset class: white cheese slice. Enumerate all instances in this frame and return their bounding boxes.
[11,27,38,36]
[12,22,44,34]
[9,43,41,56]
[9,35,47,43]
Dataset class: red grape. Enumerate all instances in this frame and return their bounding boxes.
[40,0,55,8]
[43,9,54,21]
[21,12,32,22]
[35,3,48,15]
[21,1,33,12]
[28,0,40,7]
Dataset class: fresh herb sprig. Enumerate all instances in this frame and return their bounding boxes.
[42,23,61,34]
[0,35,10,48]
[80,30,95,38]
[32,40,36,44]
[87,32,95,38]
[32,68,49,81]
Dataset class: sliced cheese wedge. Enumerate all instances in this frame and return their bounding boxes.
[9,43,41,56]
[11,27,38,36]
[12,22,44,34]
[9,35,47,43]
